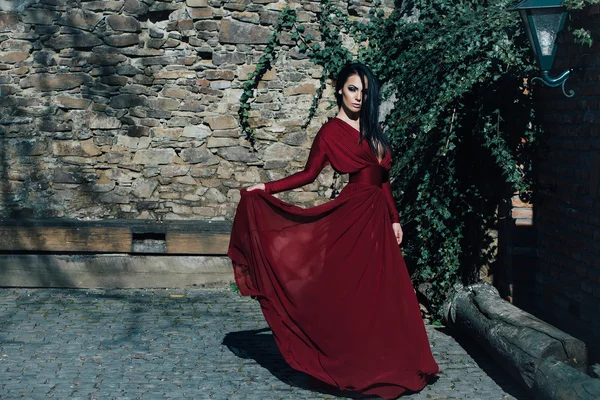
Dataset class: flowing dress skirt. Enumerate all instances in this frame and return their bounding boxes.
[228,182,439,399]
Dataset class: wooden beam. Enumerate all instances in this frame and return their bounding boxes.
[0,226,132,253]
[166,232,230,255]
[0,219,232,255]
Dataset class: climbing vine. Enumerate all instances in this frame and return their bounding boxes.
[239,0,354,145]
[238,7,297,147]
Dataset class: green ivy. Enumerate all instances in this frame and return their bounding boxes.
[354,0,542,316]
[238,0,559,318]
[238,7,298,146]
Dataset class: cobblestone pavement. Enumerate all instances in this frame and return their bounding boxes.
[0,289,529,399]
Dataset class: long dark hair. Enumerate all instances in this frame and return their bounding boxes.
[334,62,389,158]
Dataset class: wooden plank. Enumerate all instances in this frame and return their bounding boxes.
[166,232,230,255]
[0,227,132,253]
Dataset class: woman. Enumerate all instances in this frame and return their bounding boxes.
[228,62,439,399]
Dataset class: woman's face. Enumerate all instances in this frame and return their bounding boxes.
[338,74,366,114]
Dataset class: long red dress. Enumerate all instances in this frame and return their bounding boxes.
[228,117,439,399]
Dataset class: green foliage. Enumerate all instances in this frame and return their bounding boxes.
[239,7,298,146]
[229,282,240,294]
[565,0,600,46]
[239,0,547,317]
[355,0,540,316]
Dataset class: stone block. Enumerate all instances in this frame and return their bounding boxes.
[263,142,299,162]
[212,51,246,66]
[100,75,128,86]
[1,36,28,49]
[45,33,103,49]
[110,94,147,109]
[216,146,258,163]
[127,125,150,137]
[162,86,189,99]
[283,131,306,146]
[39,119,73,132]
[139,56,176,66]
[0,12,19,32]
[259,11,279,25]
[186,0,208,6]
[106,14,141,32]
[89,113,122,129]
[0,84,15,96]
[52,140,86,156]
[58,9,103,31]
[160,165,190,177]
[194,20,219,31]
[82,1,125,12]
[204,70,235,80]
[203,188,227,203]
[98,189,131,204]
[13,139,49,156]
[223,0,248,11]
[207,137,237,148]
[154,69,197,79]
[20,9,58,25]
[53,171,84,184]
[190,167,216,178]
[123,0,148,15]
[103,33,140,47]
[147,38,167,49]
[56,96,92,110]
[81,139,102,156]
[206,115,237,130]
[116,63,143,76]
[33,51,55,66]
[284,82,318,96]
[187,6,213,19]
[218,18,271,44]
[132,177,158,198]
[237,64,276,80]
[182,125,211,139]
[180,146,219,165]
[209,80,230,89]
[90,180,116,192]
[149,97,181,111]
[20,73,92,91]
[0,51,29,63]
[132,149,177,165]
[233,11,259,24]
[234,168,260,183]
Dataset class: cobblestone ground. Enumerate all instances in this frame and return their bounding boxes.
[0,289,529,399]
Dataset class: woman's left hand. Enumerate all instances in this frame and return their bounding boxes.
[392,222,403,245]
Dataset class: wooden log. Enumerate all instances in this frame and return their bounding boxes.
[534,357,600,400]
[444,283,588,391]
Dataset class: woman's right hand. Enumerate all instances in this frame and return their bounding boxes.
[246,183,266,192]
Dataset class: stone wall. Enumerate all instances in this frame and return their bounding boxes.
[0,0,391,221]
[532,5,600,361]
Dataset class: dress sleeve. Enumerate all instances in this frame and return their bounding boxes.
[264,133,330,194]
[382,170,400,224]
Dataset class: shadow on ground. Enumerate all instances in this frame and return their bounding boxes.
[223,328,438,399]
[223,326,530,400]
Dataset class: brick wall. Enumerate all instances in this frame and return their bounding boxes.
[532,5,600,361]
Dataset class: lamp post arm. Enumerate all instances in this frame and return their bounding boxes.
[532,70,575,97]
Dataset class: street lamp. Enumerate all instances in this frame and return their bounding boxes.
[513,0,574,97]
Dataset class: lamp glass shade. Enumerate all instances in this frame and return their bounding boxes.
[531,9,563,56]
[516,5,567,71]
